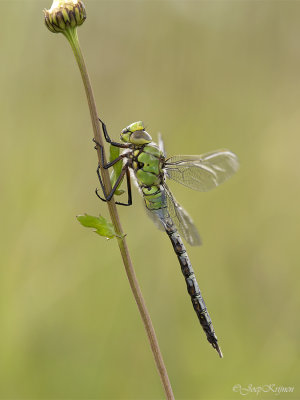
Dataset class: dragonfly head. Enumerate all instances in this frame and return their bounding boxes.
[121,121,152,145]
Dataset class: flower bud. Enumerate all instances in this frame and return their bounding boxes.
[44,0,86,34]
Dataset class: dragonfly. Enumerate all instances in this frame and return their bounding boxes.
[94,119,239,358]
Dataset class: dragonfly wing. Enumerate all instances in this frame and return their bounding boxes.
[165,150,239,191]
[145,207,165,231]
[158,133,166,158]
[164,185,201,246]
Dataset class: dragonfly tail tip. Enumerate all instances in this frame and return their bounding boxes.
[214,343,223,358]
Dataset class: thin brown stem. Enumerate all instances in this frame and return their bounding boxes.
[64,28,174,400]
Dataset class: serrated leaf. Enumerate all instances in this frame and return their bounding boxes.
[77,214,117,239]
[109,145,125,196]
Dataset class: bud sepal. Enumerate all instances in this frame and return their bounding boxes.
[44,0,86,34]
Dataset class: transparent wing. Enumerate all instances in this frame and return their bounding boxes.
[158,133,166,157]
[145,207,165,232]
[164,185,201,246]
[165,150,239,191]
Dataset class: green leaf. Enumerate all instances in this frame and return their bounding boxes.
[109,145,125,196]
[76,214,117,239]
[110,145,123,176]
[109,170,125,196]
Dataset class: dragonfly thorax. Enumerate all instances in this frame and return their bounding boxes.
[132,144,164,188]
[121,121,152,145]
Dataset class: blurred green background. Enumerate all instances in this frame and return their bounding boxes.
[1,1,299,399]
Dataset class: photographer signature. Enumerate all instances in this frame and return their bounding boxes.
[233,384,294,396]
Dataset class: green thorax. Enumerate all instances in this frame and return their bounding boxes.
[133,144,163,187]
[132,144,165,210]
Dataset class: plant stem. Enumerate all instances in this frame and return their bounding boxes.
[64,28,174,400]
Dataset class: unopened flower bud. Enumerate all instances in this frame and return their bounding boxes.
[44,0,86,34]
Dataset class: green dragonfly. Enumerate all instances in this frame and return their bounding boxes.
[94,119,239,358]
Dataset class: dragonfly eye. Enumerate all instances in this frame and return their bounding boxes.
[122,121,145,133]
[121,122,151,144]
[130,130,152,145]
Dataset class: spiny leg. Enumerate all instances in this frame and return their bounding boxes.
[95,165,107,202]
[93,118,133,206]
[117,167,132,206]
[93,139,128,169]
[96,163,132,206]
[93,118,131,168]
[96,164,126,201]
[98,118,131,149]
[95,166,132,206]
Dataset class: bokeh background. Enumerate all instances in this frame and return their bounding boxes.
[1,1,299,399]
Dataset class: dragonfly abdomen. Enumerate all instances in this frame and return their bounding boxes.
[162,216,223,357]
[142,185,165,210]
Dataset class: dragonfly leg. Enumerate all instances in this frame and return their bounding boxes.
[115,167,132,206]
[98,168,133,206]
[97,118,131,149]
[96,163,131,206]
[93,141,128,169]
[95,188,107,203]
[96,164,108,201]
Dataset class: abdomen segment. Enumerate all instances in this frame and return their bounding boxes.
[163,215,223,358]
